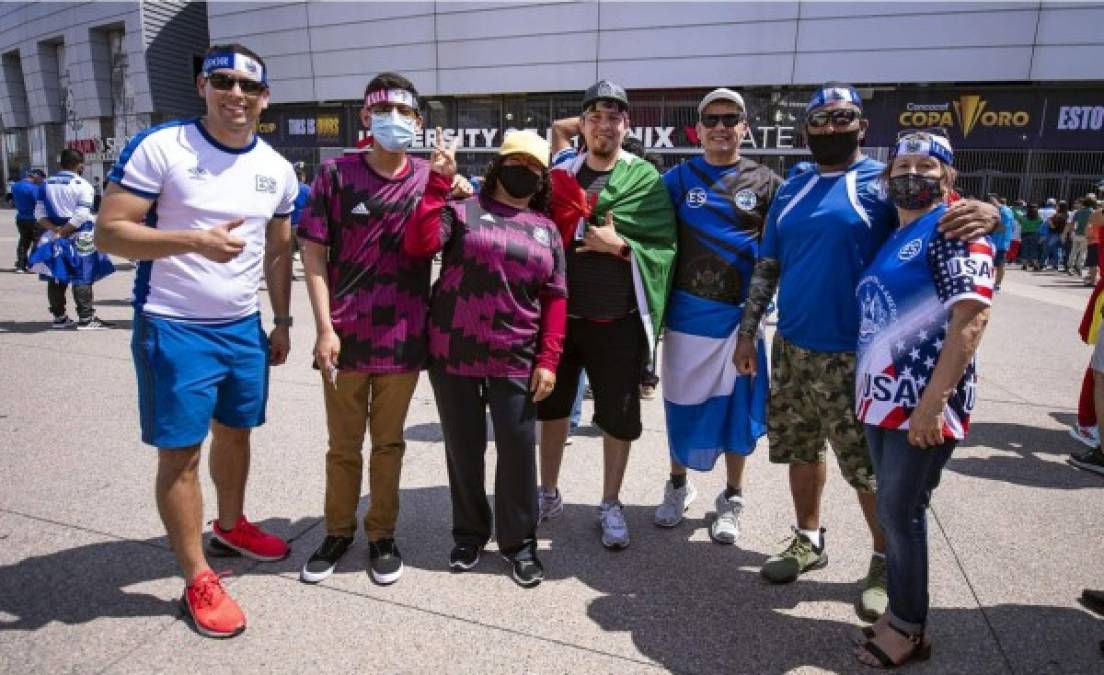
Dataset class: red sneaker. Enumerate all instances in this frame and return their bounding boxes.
[182,570,245,638]
[211,516,289,562]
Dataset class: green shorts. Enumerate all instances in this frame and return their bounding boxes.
[767,334,876,493]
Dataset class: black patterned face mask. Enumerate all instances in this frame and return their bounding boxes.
[887,174,943,210]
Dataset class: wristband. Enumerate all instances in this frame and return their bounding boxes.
[274,315,293,327]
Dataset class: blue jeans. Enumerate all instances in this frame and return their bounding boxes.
[865,425,955,633]
[569,371,587,432]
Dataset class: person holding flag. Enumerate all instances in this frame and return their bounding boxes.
[537,80,677,550]
[30,149,114,329]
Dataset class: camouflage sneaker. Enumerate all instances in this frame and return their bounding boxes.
[858,555,888,621]
[761,527,827,584]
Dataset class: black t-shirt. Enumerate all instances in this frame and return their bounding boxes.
[565,164,636,320]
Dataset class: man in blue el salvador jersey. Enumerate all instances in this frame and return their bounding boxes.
[733,83,999,622]
[653,88,779,545]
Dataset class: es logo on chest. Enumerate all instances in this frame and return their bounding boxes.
[255,175,277,193]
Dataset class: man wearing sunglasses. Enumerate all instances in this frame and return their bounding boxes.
[732,83,998,622]
[652,88,779,546]
[96,43,298,639]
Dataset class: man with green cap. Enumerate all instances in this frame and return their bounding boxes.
[537,80,677,550]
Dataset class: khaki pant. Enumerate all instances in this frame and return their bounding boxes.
[322,371,419,541]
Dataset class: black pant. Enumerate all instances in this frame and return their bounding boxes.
[15,219,37,269]
[429,366,538,557]
[48,281,94,320]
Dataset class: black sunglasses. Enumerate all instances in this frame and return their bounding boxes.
[700,113,746,128]
[206,72,267,96]
[806,108,860,129]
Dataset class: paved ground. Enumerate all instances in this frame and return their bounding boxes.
[0,209,1102,674]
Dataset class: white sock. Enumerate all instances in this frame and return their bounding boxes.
[798,527,821,548]
[872,551,885,561]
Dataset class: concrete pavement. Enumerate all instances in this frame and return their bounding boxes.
[0,211,1102,674]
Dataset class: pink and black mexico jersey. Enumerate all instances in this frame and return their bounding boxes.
[298,155,432,373]
[855,205,994,440]
[429,195,567,378]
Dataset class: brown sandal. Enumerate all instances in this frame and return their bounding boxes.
[856,624,932,669]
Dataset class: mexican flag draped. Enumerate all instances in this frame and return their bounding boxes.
[549,150,677,351]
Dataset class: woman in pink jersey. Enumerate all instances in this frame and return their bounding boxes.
[404,130,566,587]
[852,131,994,668]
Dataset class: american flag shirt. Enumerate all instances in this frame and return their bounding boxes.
[855,205,994,440]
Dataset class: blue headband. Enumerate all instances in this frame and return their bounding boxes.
[892,134,955,167]
[202,49,267,85]
[806,86,863,113]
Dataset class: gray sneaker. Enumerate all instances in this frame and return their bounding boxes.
[598,501,630,550]
[538,488,563,523]
[653,479,697,527]
[709,491,745,544]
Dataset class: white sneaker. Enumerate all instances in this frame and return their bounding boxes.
[653,479,697,527]
[538,488,563,523]
[709,490,745,544]
[1069,424,1100,448]
[598,501,630,550]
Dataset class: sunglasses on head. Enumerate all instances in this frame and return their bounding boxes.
[806,108,860,129]
[700,113,746,128]
[895,127,950,141]
[206,72,267,96]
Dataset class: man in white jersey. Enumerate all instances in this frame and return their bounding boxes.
[34,149,113,329]
[96,44,297,639]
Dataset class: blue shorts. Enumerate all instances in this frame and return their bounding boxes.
[132,312,269,449]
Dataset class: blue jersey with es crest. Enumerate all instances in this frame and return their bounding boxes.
[760,156,897,352]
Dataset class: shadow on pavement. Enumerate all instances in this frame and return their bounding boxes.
[0,319,134,334]
[949,419,1104,490]
[0,517,319,631]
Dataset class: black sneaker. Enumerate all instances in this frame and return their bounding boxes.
[502,552,544,588]
[51,315,76,329]
[449,544,481,572]
[1069,447,1104,476]
[368,538,403,585]
[300,535,354,584]
[1081,589,1104,616]
[77,317,114,331]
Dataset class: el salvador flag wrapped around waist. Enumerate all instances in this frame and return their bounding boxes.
[29,222,114,285]
[661,289,768,471]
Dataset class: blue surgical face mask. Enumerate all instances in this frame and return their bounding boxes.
[371,109,416,152]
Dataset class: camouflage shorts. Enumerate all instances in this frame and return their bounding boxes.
[767,335,876,493]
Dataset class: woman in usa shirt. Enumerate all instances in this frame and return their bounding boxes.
[852,131,994,668]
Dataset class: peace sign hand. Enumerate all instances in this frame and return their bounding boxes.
[430,127,461,179]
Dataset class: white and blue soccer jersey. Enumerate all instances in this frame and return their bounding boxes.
[35,171,95,225]
[760,157,897,352]
[855,205,995,440]
[109,118,297,322]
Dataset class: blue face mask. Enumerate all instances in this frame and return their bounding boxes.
[371,110,416,152]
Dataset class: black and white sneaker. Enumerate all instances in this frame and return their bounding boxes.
[77,317,114,331]
[503,552,544,588]
[1069,447,1104,476]
[300,535,354,584]
[449,544,481,572]
[368,538,403,585]
[51,315,76,329]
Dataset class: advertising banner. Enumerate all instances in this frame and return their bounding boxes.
[865,90,1044,149]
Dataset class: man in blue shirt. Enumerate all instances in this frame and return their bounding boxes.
[12,169,45,272]
[290,162,311,264]
[733,84,998,622]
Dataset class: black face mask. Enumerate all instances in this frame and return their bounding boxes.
[498,165,542,199]
[887,174,943,210]
[805,129,862,166]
